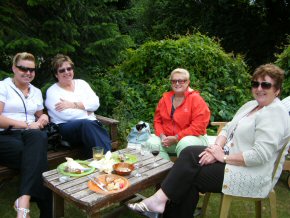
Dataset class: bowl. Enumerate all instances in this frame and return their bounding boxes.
[113,162,134,176]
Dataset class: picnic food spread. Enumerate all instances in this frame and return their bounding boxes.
[88,174,130,194]
[105,175,126,190]
[57,158,95,177]
[65,157,90,173]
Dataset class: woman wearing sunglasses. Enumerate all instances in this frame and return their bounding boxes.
[146,68,210,160]
[0,52,52,218]
[128,64,290,218]
[45,54,111,158]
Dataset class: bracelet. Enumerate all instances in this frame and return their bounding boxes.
[25,121,30,129]
[223,155,228,163]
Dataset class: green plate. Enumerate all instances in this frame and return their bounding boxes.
[57,160,95,177]
[112,153,138,164]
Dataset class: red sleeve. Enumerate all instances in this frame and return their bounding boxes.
[154,98,165,136]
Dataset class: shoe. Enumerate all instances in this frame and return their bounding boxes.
[193,207,202,217]
[127,202,162,218]
[14,198,30,218]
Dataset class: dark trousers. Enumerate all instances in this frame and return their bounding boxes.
[58,119,111,159]
[0,129,52,218]
[161,146,225,218]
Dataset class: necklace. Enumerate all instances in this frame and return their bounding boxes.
[12,79,30,98]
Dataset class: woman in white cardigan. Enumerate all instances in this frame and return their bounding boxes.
[127,64,290,218]
[45,54,111,158]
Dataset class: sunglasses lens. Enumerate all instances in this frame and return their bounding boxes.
[251,81,272,89]
[171,80,187,84]
[58,67,73,73]
[261,82,272,89]
[251,81,259,88]
[17,66,35,73]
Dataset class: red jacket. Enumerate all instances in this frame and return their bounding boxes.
[154,87,210,140]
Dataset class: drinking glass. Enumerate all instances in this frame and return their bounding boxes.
[92,146,104,161]
[150,144,160,167]
[141,142,150,156]
[134,155,143,177]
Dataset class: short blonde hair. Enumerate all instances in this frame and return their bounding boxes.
[12,52,35,66]
[170,68,190,80]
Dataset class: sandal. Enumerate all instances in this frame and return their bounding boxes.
[14,198,30,218]
[127,202,162,218]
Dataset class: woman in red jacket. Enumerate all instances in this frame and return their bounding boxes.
[147,68,211,160]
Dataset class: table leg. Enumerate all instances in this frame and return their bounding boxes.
[53,192,64,218]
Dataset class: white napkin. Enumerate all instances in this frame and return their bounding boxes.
[89,151,115,174]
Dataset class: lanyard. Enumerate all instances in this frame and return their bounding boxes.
[10,85,28,123]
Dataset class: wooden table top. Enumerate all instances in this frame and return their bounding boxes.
[42,147,173,216]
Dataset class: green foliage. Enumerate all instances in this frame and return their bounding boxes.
[105,34,251,141]
[275,37,290,98]
[0,0,135,86]
[131,0,290,69]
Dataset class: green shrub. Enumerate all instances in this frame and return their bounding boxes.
[275,38,290,98]
[102,34,251,142]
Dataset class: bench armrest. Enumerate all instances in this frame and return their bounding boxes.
[95,114,119,150]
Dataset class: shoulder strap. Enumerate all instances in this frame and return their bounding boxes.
[9,85,28,122]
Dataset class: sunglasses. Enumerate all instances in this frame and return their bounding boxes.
[16,65,35,73]
[251,81,273,89]
[58,67,73,73]
[170,79,187,84]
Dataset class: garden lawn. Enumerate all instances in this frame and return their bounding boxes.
[0,172,289,217]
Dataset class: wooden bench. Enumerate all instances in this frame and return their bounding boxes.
[0,115,119,183]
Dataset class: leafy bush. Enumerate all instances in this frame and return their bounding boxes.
[103,34,251,142]
[275,38,290,98]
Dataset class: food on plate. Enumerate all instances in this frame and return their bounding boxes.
[104,175,126,191]
[113,162,134,176]
[64,157,89,173]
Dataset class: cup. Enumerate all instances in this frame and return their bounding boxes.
[141,142,150,156]
[92,146,104,160]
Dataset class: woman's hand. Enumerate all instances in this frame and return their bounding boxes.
[36,114,49,129]
[198,150,217,166]
[204,144,225,163]
[161,136,178,147]
[55,98,74,111]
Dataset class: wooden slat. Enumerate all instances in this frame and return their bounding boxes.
[42,149,173,217]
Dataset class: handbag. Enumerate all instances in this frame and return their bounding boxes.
[127,121,151,144]
[43,122,71,151]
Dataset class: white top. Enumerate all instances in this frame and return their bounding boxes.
[220,98,290,198]
[0,78,44,131]
[282,96,290,113]
[45,79,99,124]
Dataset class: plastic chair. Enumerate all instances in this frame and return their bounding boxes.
[201,140,289,218]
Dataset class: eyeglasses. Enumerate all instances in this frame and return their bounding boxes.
[16,65,35,73]
[170,79,187,84]
[251,81,273,89]
[58,67,73,73]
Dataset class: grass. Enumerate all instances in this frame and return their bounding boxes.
[0,172,289,218]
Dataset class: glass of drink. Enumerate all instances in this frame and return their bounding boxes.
[150,144,160,167]
[92,146,104,161]
[134,158,143,177]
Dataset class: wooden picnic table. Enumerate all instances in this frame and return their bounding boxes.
[42,147,173,218]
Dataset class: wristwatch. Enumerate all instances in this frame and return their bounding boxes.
[223,155,228,163]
